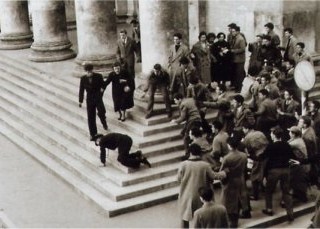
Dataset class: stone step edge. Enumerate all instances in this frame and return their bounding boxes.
[0,84,182,150]
[0,87,182,187]
[0,58,180,118]
[0,125,182,217]
[0,53,77,91]
[0,74,181,138]
[244,202,315,228]
[0,106,185,197]
[0,118,181,203]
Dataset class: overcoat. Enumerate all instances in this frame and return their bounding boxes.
[168,43,190,79]
[177,158,215,221]
[191,41,212,84]
[220,149,247,214]
[116,36,137,77]
[105,70,134,111]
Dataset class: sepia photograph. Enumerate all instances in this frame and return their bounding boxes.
[0,0,320,228]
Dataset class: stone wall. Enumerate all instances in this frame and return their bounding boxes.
[283,0,318,53]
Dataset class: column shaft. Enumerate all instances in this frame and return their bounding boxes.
[139,0,189,74]
[74,0,117,77]
[29,0,76,62]
[0,0,32,49]
[137,0,188,102]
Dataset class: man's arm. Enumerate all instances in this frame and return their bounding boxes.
[116,41,121,61]
[175,104,187,123]
[255,102,266,116]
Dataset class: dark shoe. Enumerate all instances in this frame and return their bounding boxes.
[145,112,153,119]
[288,215,294,222]
[121,117,126,122]
[262,209,274,216]
[118,114,122,120]
[141,157,151,168]
[90,135,95,141]
[181,154,189,161]
[103,124,108,130]
[240,211,251,219]
[135,150,142,158]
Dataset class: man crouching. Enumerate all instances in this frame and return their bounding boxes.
[94,133,151,168]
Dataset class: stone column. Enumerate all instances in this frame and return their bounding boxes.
[137,0,188,102]
[29,0,76,62]
[139,0,189,74]
[0,1,32,49]
[188,0,200,48]
[74,0,117,77]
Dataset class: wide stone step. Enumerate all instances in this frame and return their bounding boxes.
[0,56,179,124]
[0,61,183,137]
[0,71,183,139]
[149,150,185,167]
[0,123,181,217]
[0,107,184,201]
[0,89,186,181]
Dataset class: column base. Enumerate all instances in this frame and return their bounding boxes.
[28,49,76,62]
[0,33,33,50]
[73,56,117,78]
[29,40,76,62]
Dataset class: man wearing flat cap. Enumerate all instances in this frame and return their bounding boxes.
[79,63,108,141]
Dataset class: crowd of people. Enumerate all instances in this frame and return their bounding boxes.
[170,22,319,228]
[77,19,319,228]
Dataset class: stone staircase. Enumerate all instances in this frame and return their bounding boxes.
[0,52,219,217]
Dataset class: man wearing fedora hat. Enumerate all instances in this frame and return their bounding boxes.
[94,132,151,168]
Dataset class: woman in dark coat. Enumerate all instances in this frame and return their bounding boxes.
[212,33,232,84]
[190,31,212,84]
[105,62,134,121]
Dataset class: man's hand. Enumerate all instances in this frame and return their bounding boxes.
[289,159,300,166]
[170,119,177,124]
[140,92,146,98]
[79,103,82,108]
